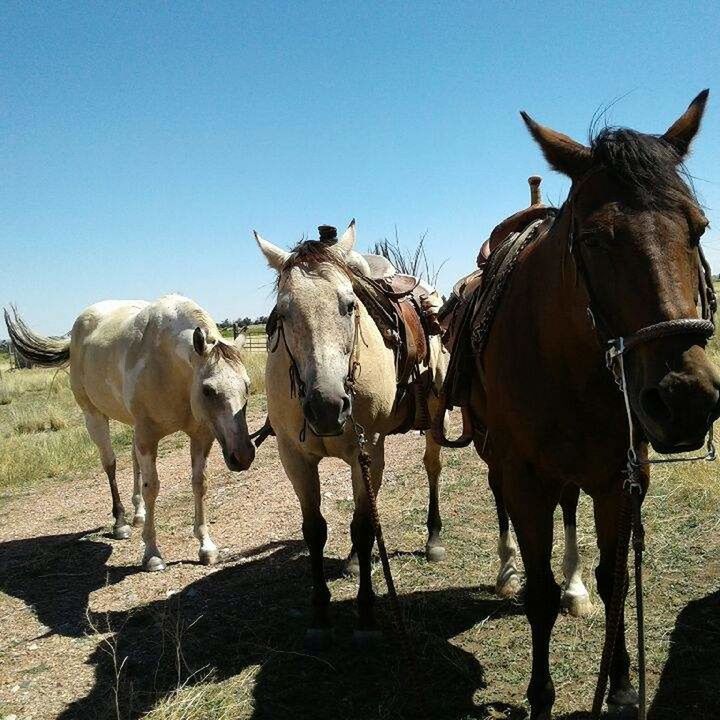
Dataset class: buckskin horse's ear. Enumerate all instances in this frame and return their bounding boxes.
[234,326,247,350]
[662,89,709,160]
[520,111,592,179]
[335,219,356,257]
[254,231,290,271]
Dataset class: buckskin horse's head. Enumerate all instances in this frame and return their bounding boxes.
[254,222,360,436]
[521,90,720,453]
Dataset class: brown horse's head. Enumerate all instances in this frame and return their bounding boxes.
[522,90,720,453]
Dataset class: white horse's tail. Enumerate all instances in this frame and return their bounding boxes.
[3,307,70,367]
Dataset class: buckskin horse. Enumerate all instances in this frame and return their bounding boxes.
[5,295,256,570]
[254,222,448,645]
[439,90,719,718]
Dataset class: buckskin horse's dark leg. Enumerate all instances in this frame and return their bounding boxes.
[505,467,560,720]
[351,439,385,643]
[423,428,446,562]
[277,438,331,648]
[593,485,639,712]
[487,464,522,598]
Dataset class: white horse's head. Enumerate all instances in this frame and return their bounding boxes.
[189,327,255,470]
[255,221,362,436]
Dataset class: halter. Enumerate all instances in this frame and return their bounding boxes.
[269,306,363,440]
[565,168,717,474]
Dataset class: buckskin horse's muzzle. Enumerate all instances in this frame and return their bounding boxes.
[303,388,352,437]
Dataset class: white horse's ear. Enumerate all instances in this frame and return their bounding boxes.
[234,326,248,350]
[254,231,290,271]
[334,219,356,257]
[193,327,207,356]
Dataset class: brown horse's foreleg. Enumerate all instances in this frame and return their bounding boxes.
[350,438,385,641]
[505,472,560,720]
[488,464,522,598]
[559,483,593,617]
[593,489,639,712]
[423,429,445,562]
[277,438,331,645]
[83,410,131,540]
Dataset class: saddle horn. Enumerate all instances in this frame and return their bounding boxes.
[528,175,543,206]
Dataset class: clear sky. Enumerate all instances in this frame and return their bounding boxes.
[2,1,720,335]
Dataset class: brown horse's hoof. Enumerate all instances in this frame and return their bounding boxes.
[561,590,594,618]
[607,685,639,715]
[352,629,383,650]
[112,524,132,540]
[425,544,446,563]
[304,628,333,652]
[199,548,219,566]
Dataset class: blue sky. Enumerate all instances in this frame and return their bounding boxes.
[2,1,720,334]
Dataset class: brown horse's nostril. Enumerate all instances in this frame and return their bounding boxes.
[639,387,673,424]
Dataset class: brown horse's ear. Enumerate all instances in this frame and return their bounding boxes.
[520,111,592,179]
[662,89,709,160]
[193,327,206,356]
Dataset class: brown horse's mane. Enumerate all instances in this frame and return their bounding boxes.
[589,127,697,211]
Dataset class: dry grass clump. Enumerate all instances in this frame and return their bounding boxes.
[243,351,267,395]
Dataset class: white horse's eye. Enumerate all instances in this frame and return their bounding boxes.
[346,300,356,314]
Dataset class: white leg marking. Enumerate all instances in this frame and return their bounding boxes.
[496,529,523,598]
[131,443,146,527]
[561,524,593,617]
[136,440,165,571]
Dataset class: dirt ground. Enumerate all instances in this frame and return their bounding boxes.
[0,403,718,720]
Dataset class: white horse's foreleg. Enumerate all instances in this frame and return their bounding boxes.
[84,410,131,540]
[560,484,593,617]
[131,439,146,527]
[134,433,165,571]
[190,434,218,566]
[423,424,445,562]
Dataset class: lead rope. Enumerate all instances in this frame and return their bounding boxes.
[350,416,429,720]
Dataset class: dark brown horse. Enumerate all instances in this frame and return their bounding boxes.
[460,91,719,718]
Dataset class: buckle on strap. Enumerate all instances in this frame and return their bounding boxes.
[605,336,625,370]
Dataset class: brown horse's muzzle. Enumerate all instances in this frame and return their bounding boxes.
[634,344,720,453]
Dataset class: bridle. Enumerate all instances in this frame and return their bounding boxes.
[269,305,363,440]
[565,168,717,473]
[565,169,717,720]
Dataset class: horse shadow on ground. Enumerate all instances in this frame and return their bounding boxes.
[648,589,720,719]
[1,528,527,719]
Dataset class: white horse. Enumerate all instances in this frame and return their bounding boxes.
[254,222,448,645]
[5,295,255,570]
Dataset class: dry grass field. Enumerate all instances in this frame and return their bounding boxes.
[0,347,718,720]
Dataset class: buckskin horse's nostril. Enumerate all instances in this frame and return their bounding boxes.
[640,387,673,424]
[341,395,351,414]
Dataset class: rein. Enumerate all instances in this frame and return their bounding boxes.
[564,171,717,719]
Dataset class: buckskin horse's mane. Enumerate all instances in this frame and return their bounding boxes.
[277,240,356,286]
[588,127,698,211]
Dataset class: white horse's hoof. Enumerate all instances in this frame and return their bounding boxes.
[143,556,167,572]
[496,572,524,599]
[199,548,219,566]
[352,629,383,650]
[112,524,132,540]
[562,591,594,618]
[304,628,333,652]
[426,544,446,563]
[132,515,145,528]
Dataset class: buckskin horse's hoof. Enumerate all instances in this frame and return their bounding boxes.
[344,553,360,577]
[112,524,132,540]
[199,548,219,566]
[607,685,639,716]
[425,544,446,563]
[143,555,167,572]
[304,628,333,652]
[352,629,383,650]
